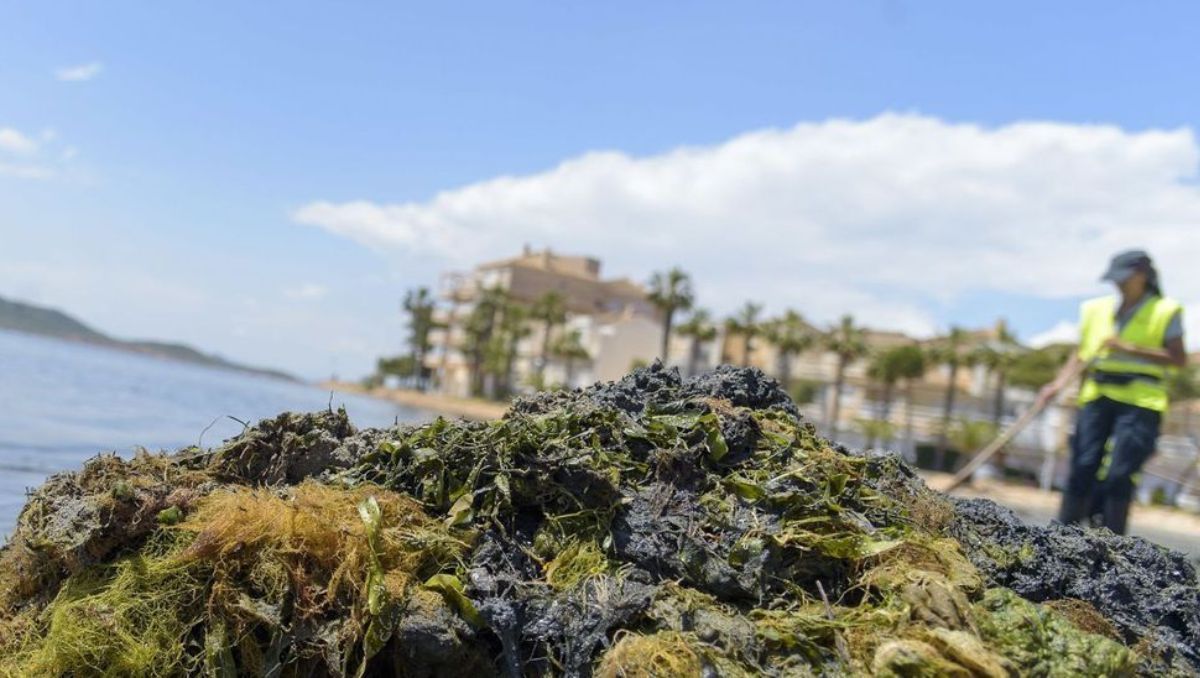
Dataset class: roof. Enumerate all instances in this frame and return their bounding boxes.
[604,277,652,300]
[478,248,602,281]
[861,329,913,349]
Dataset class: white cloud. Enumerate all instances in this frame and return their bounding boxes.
[0,163,54,180]
[284,283,328,301]
[55,62,103,82]
[0,127,81,180]
[294,113,1200,341]
[0,128,38,155]
[1028,320,1078,348]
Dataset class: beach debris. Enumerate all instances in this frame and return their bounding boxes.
[1,364,1196,676]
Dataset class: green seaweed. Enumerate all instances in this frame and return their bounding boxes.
[976,588,1137,676]
[0,371,1163,676]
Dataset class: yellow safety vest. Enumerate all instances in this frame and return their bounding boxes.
[1077,294,1181,412]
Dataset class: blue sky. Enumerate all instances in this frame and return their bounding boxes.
[3,2,1200,378]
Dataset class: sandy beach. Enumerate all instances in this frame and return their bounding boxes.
[320,381,510,421]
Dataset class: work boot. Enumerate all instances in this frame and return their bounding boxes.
[1057,493,1092,526]
[1102,497,1132,535]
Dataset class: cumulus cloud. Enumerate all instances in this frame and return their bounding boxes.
[55,62,103,82]
[1028,320,1079,348]
[0,127,54,179]
[0,128,38,155]
[0,126,81,180]
[294,114,1200,341]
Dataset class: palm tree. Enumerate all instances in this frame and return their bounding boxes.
[1008,344,1073,391]
[928,326,976,470]
[437,303,456,391]
[946,418,998,461]
[725,302,763,367]
[866,344,926,448]
[866,348,898,448]
[462,286,507,397]
[402,287,438,391]
[855,418,896,449]
[822,315,868,439]
[675,309,717,377]
[530,291,567,377]
[551,329,590,388]
[647,268,695,363]
[972,323,1021,428]
[763,309,815,391]
[497,303,531,397]
[893,344,929,460]
[972,326,1022,473]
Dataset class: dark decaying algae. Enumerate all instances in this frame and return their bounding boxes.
[1,365,1198,677]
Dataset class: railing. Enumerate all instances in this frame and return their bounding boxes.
[803,395,1200,507]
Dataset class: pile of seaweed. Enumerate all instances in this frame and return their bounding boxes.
[1,364,1198,677]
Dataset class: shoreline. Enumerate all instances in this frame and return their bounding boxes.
[320,381,510,421]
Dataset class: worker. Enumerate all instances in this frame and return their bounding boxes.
[1037,249,1186,535]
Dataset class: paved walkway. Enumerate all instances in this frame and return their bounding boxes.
[924,472,1200,558]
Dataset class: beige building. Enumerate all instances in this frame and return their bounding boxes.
[423,249,1029,440]
[427,247,660,397]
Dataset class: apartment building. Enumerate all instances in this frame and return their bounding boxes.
[426,247,660,397]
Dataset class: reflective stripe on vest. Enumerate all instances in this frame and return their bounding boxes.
[1076,294,1181,412]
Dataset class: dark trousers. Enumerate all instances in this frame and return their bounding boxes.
[1060,396,1160,533]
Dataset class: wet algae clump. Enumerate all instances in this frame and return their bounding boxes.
[0,365,1197,676]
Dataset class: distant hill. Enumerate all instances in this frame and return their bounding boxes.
[0,295,298,382]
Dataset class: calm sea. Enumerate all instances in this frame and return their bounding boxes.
[0,329,433,538]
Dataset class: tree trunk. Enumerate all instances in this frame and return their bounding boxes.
[439,305,456,392]
[903,379,916,462]
[880,381,894,422]
[935,362,959,471]
[777,350,793,393]
[688,337,702,377]
[470,353,484,397]
[538,321,553,377]
[741,336,752,367]
[866,381,894,449]
[830,356,847,439]
[991,370,1006,426]
[414,346,426,392]
[883,381,892,448]
[408,348,419,390]
[661,311,673,363]
[991,369,1007,474]
[565,357,576,388]
[502,340,519,397]
[880,380,895,447]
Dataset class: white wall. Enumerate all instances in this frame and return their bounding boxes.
[590,315,661,383]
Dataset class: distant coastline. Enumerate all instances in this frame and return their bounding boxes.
[321,381,509,421]
[0,294,298,382]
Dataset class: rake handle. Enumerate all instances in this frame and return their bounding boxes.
[943,360,1085,492]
